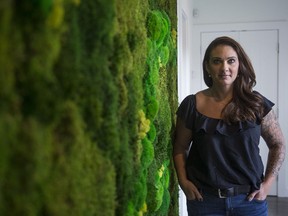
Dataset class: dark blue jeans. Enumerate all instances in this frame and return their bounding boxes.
[187,193,267,216]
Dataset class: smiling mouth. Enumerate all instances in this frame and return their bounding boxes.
[219,74,231,78]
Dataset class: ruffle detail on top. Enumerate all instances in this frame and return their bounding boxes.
[177,93,273,136]
[194,111,257,136]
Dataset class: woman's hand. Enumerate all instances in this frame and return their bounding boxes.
[247,182,270,201]
[180,179,203,201]
[173,117,203,201]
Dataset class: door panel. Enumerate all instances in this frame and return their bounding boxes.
[239,30,278,195]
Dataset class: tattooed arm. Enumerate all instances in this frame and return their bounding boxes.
[262,110,286,178]
[248,109,286,201]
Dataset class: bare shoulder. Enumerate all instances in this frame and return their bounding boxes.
[195,89,210,101]
[195,90,207,108]
[195,89,209,97]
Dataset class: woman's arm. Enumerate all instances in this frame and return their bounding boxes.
[248,109,286,201]
[173,117,203,201]
[262,110,286,179]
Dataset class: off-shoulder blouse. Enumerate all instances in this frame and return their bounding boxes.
[177,93,274,190]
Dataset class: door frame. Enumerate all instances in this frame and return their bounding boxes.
[177,1,194,215]
[190,21,288,197]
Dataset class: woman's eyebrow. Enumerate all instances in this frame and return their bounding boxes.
[210,56,237,60]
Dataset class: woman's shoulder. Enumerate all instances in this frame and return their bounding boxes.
[195,89,209,96]
[177,94,196,129]
[179,94,195,109]
[252,90,274,105]
[191,89,207,103]
[252,90,275,116]
[179,89,210,110]
[194,89,211,106]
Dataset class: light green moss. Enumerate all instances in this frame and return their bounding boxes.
[0,0,178,215]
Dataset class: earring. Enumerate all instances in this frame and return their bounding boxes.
[208,74,211,77]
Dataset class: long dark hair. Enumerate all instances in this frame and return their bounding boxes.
[202,36,264,123]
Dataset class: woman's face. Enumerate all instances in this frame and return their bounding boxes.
[206,45,239,88]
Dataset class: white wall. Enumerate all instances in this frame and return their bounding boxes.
[192,0,288,24]
[177,0,194,102]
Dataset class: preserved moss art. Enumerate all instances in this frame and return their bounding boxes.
[0,0,178,215]
[144,10,177,216]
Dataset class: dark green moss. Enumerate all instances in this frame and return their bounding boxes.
[0,0,178,215]
[144,7,178,216]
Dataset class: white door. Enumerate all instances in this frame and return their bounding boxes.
[201,30,279,195]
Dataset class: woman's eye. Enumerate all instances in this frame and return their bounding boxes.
[212,59,221,64]
[228,59,236,64]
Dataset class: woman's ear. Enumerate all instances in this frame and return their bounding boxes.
[205,61,209,73]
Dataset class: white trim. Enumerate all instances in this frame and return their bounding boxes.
[177,0,193,215]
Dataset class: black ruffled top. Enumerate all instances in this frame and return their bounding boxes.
[177,93,274,191]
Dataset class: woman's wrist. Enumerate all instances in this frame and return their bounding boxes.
[178,178,191,188]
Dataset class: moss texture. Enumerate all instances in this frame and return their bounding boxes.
[0,0,178,215]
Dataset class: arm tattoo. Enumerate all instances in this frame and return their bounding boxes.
[261,110,286,177]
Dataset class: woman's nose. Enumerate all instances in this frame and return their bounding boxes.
[221,62,229,72]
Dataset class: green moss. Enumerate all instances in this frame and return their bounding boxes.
[0,0,178,215]
[147,11,169,47]
[147,123,157,142]
[144,7,178,216]
[159,45,170,66]
[156,188,171,216]
[138,110,151,139]
[141,137,155,169]
[163,164,171,189]
[134,172,148,211]
[0,4,16,108]
[147,181,164,213]
[146,98,159,120]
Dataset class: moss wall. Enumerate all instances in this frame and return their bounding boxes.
[0,0,178,215]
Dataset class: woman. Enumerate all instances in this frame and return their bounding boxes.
[173,36,285,216]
